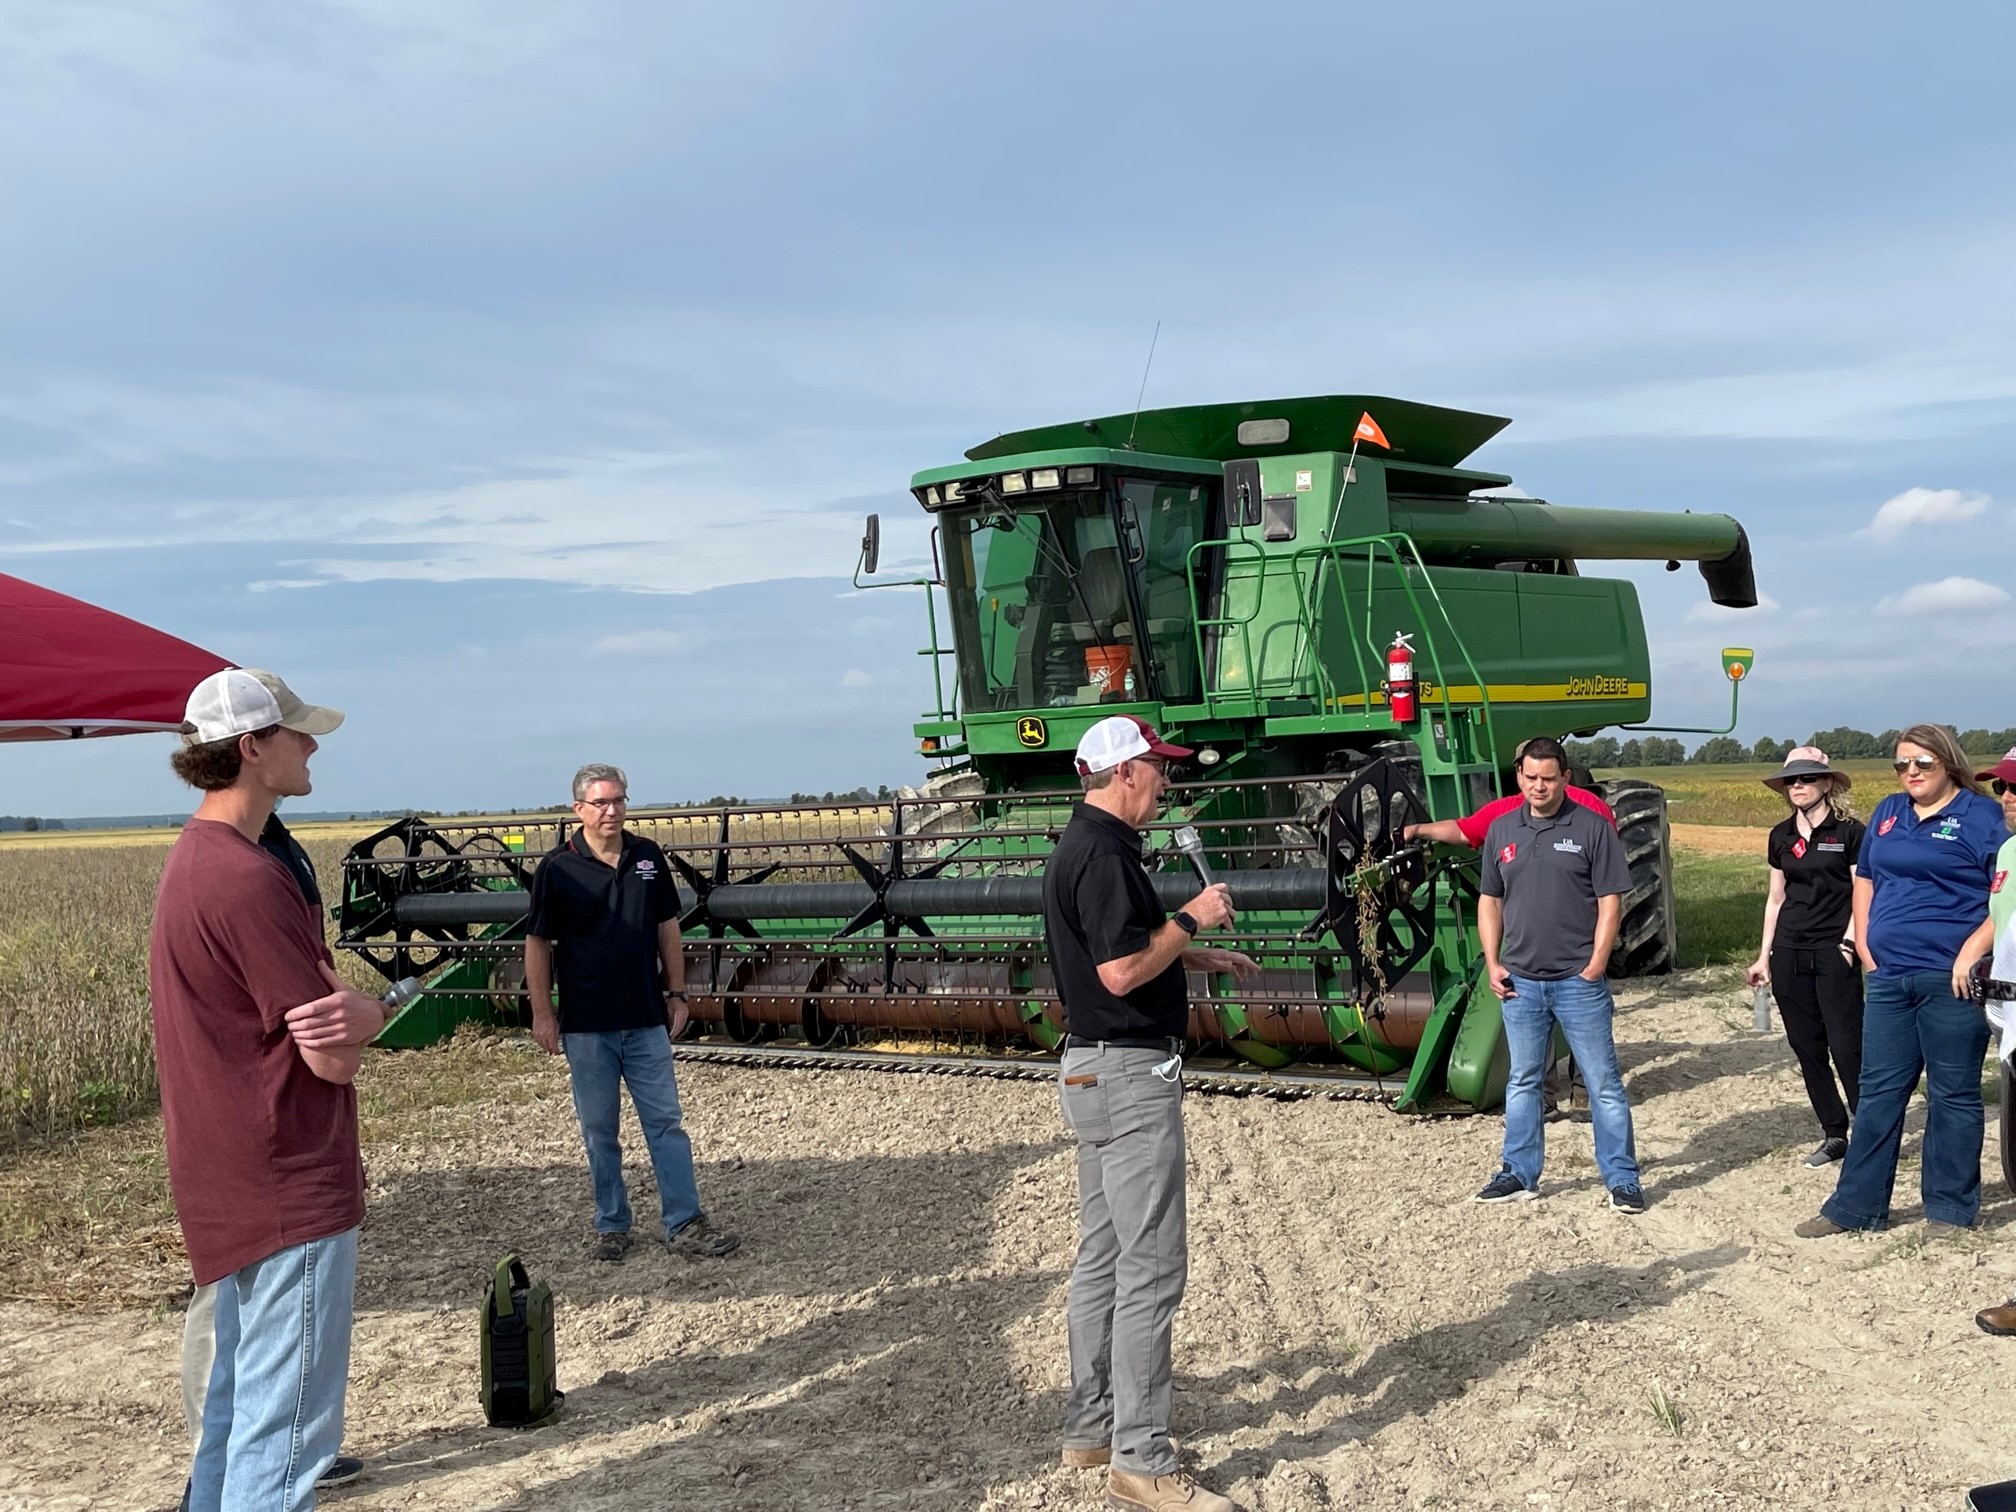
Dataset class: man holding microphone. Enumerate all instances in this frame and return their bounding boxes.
[1041,716,1259,1512]
[1471,736,1646,1214]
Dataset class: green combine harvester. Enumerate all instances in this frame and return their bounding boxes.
[338,394,1757,1111]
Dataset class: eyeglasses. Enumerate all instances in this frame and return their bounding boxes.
[1994,779,2013,797]
[1891,756,1940,774]
[1784,777,1824,789]
[576,796,628,811]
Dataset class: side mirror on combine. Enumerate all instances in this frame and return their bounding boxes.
[859,513,881,576]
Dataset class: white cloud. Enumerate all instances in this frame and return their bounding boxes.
[1876,576,2011,616]
[1685,591,1781,624]
[840,668,874,688]
[592,629,691,655]
[1860,486,1993,541]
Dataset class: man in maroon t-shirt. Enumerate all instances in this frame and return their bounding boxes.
[151,668,388,1512]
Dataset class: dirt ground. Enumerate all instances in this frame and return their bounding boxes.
[8,968,2016,1512]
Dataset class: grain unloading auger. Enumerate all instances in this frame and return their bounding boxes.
[336,394,1756,1111]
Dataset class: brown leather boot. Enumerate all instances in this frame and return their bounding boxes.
[1976,1301,2016,1336]
[1107,1470,1234,1512]
[1062,1445,1110,1468]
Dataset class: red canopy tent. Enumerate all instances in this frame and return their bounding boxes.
[0,573,233,742]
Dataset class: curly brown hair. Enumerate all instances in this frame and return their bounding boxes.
[169,724,280,791]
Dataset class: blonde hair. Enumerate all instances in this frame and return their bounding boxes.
[1896,724,1988,798]
[1781,778,1854,822]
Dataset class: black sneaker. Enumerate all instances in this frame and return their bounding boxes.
[1802,1138,1847,1168]
[1609,1183,1647,1215]
[592,1230,634,1263]
[1475,1168,1536,1203]
[320,1456,365,1487]
[666,1216,741,1258]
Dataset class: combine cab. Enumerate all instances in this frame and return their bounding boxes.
[337,394,1755,1111]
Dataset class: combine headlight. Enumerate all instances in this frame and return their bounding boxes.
[942,480,964,501]
[1065,465,1097,485]
[923,486,941,506]
[1030,468,1060,490]
[1196,747,1222,766]
[1000,472,1027,494]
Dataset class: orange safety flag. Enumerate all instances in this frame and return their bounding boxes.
[1354,411,1391,450]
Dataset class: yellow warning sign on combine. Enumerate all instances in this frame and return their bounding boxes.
[1016,716,1047,748]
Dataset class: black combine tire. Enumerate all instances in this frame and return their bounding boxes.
[1597,777,1677,978]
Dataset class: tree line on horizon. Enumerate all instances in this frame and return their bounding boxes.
[1565,725,2016,770]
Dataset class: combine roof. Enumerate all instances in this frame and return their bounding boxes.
[965,395,1510,469]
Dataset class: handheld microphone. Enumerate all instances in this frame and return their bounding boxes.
[1172,826,1216,888]
[382,976,423,1009]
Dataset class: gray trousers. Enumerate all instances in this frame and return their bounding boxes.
[1057,1043,1187,1476]
[182,1280,218,1445]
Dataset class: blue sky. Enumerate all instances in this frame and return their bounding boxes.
[3,0,2012,816]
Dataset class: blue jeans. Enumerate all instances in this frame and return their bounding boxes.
[563,1028,704,1237]
[1822,970,1989,1230]
[1501,973,1640,1191]
[187,1227,358,1512]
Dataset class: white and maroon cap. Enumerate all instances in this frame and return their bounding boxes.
[182,667,344,746]
[1975,746,2016,787]
[1073,715,1193,776]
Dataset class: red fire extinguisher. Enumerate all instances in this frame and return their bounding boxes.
[1385,632,1418,723]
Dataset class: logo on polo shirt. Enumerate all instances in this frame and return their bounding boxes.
[1933,817,1963,841]
[1499,843,1517,865]
[634,857,659,880]
[1792,837,1807,859]
[1553,838,1583,854]
[1878,816,1897,836]
[1995,870,2008,896]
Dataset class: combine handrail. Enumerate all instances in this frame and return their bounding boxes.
[1182,531,1496,760]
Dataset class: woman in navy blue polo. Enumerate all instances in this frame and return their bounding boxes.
[1798,724,2002,1238]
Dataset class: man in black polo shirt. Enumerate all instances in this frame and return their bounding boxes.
[1041,715,1257,1512]
[1474,736,1645,1214]
[525,763,738,1262]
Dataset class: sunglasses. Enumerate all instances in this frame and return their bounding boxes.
[1994,779,2013,797]
[1891,756,1941,774]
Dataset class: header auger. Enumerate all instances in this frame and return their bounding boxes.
[337,393,1755,1111]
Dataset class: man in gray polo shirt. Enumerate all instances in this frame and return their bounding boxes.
[1473,736,1646,1214]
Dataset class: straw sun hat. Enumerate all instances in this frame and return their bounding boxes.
[1762,746,1850,795]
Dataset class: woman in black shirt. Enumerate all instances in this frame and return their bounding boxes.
[1747,747,1866,1167]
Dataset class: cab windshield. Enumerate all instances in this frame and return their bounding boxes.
[941,476,1216,713]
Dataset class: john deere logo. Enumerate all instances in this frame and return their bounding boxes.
[1721,647,1755,683]
[1016,716,1047,748]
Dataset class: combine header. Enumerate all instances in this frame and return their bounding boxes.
[338,394,1755,1110]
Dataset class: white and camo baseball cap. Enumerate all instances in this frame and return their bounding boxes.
[182,667,344,746]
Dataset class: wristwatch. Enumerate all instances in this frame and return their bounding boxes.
[666,989,689,1002]
[1172,910,1199,937]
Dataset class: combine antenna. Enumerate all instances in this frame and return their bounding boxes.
[1124,320,1161,451]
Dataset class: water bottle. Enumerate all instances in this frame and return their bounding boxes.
[1752,982,1773,1033]
[381,976,423,1009]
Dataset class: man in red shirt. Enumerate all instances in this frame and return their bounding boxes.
[1403,773,1616,850]
[151,668,389,1511]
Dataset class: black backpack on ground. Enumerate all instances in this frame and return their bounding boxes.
[479,1254,561,1426]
